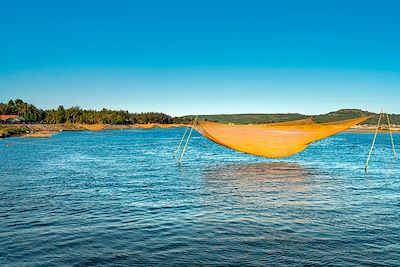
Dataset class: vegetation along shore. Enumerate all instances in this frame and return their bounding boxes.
[0,99,399,138]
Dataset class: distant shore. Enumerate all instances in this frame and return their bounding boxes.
[0,123,185,138]
[346,125,400,133]
[1,123,399,139]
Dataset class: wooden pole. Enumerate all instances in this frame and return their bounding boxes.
[386,112,397,160]
[365,112,382,172]
[174,126,189,158]
[179,115,198,164]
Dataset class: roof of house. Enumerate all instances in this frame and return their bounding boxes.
[0,115,21,120]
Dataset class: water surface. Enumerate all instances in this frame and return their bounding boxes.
[0,129,399,266]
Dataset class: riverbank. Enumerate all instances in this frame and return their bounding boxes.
[346,125,400,133]
[0,123,186,138]
[0,126,30,138]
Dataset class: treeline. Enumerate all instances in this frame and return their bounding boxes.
[44,107,175,124]
[2,99,400,126]
[0,99,191,125]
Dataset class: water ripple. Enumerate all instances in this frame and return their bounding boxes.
[0,130,399,266]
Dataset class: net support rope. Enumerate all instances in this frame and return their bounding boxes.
[175,115,198,164]
[365,112,382,173]
[386,112,397,160]
[365,111,397,173]
[173,126,189,158]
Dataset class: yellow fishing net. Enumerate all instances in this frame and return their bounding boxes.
[194,116,369,158]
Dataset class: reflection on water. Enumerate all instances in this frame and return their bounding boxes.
[200,162,316,219]
[202,162,313,191]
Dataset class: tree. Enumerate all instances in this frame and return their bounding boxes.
[56,106,66,124]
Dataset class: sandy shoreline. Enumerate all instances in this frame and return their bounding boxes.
[345,125,400,133]
[0,123,186,138]
[1,123,399,138]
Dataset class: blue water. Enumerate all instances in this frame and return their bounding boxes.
[0,129,399,266]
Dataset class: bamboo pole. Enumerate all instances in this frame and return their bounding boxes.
[179,115,198,164]
[174,126,189,158]
[386,112,397,160]
[365,112,382,172]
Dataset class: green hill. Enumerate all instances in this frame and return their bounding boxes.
[312,109,373,123]
[183,109,400,125]
[184,113,308,124]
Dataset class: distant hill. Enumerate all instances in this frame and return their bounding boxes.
[183,109,400,126]
[312,109,373,123]
[184,113,308,124]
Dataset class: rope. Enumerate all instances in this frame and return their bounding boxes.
[365,112,382,172]
[386,112,397,160]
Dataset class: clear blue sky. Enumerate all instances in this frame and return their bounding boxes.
[1,0,399,116]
